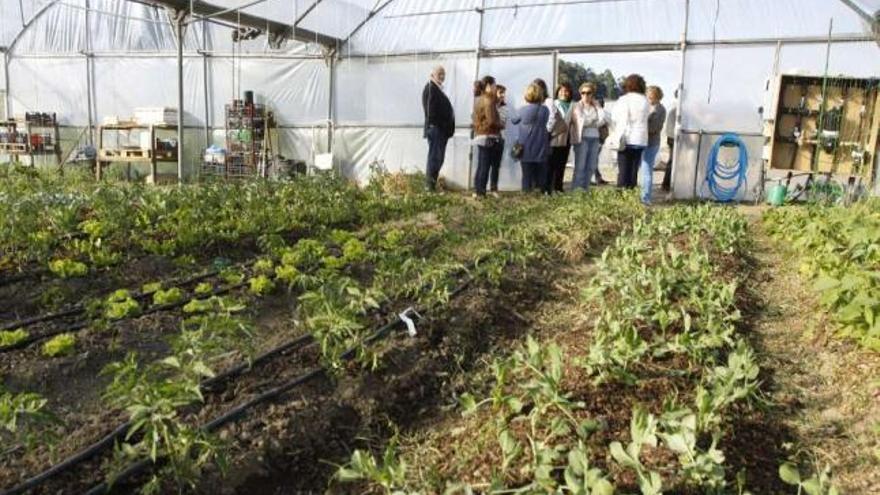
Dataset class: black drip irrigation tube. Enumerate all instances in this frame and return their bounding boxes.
[0,332,318,495]
[0,307,82,333]
[80,276,474,495]
[0,267,230,333]
[1,253,475,495]
[0,281,247,354]
[0,268,48,288]
[0,224,307,291]
[2,220,394,335]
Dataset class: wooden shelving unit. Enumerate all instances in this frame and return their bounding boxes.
[764,74,880,183]
[0,113,62,166]
[97,123,178,183]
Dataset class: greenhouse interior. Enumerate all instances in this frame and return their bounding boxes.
[1,0,879,493]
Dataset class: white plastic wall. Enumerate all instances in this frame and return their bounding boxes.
[334,53,478,187]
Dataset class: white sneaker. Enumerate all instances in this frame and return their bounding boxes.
[490,191,500,198]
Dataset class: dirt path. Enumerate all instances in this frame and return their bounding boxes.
[747,216,880,493]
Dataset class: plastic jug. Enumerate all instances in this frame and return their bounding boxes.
[767,183,787,206]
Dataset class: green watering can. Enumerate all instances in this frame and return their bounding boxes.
[767,183,787,206]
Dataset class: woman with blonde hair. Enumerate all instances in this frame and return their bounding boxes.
[569,81,608,191]
[516,83,550,192]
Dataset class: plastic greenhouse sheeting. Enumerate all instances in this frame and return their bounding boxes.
[1,0,878,195]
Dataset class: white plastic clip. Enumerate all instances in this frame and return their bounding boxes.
[398,307,422,338]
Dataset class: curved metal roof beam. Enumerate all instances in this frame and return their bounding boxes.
[837,0,879,45]
[339,0,398,51]
[140,0,341,46]
[5,0,62,55]
[837,0,876,25]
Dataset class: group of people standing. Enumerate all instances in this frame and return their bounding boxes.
[421,65,670,205]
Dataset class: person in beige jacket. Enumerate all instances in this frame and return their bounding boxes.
[569,82,609,191]
[545,83,574,194]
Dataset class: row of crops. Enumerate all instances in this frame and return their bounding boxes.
[2,163,874,494]
[764,199,880,352]
[0,166,451,281]
[333,205,842,494]
[1,166,647,493]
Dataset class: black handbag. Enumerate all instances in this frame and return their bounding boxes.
[510,142,524,160]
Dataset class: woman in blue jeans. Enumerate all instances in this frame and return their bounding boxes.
[517,83,550,192]
[570,82,609,191]
[640,85,667,204]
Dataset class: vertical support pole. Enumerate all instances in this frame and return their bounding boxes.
[692,129,703,198]
[551,50,559,91]
[755,40,783,203]
[812,17,834,172]
[176,15,186,183]
[473,1,485,79]
[671,0,689,198]
[84,0,95,146]
[96,127,103,180]
[84,55,94,147]
[327,50,335,153]
[468,0,486,191]
[202,19,210,150]
[150,124,157,183]
[26,121,34,167]
[2,50,10,121]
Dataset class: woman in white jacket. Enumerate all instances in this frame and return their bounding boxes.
[570,82,608,191]
[610,74,650,189]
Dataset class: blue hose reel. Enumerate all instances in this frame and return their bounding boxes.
[703,133,748,203]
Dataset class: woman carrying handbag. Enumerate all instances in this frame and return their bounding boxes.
[609,74,650,189]
[515,83,551,192]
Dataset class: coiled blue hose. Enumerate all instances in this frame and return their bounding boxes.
[704,133,748,202]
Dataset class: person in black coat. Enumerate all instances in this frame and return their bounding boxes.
[422,66,455,191]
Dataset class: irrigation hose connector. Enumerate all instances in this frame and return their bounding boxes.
[398,307,422,337]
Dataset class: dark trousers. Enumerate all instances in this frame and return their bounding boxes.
[521,161,544,192]
[425,126,449,191]
[662,137,674,191]
[474,141,499,196]
[617,146,643,189]
[489,139,504,192]
[545,145,570,194]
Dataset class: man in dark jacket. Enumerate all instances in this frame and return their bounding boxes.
[422,66,455,191]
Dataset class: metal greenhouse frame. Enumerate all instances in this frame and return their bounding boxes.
[1,0,878,197]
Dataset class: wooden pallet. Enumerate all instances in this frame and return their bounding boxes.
[99,148,151,160]
[0,142,29,153]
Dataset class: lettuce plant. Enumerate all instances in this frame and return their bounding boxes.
[48,258,88,278]
[0,328,29,347]
[153,287,184,306]
[42,333,76,357]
